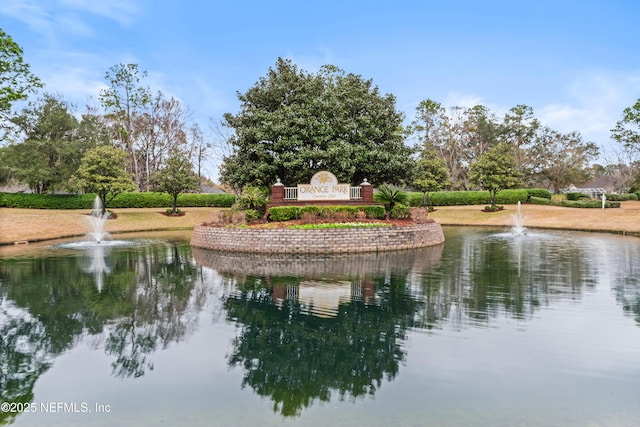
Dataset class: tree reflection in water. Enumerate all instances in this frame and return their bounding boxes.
[0,240,203,422]
[195,247,444,417]
[1,229,640,423]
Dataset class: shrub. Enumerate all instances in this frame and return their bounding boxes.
[604,193,638,201]
[0,192,94,209]
[483,205,504,212]
[526,188,552,200]
[406,192,424,207]
[374,185,409,211]
[566,192,590,201]
[267,206,300,221]
[235,186,268,213]
[322,206,357,218]
[362,205,386,219]
[424,191,489,206]
[267,205,385,222]
[0,192,234,209]
[390,203,411,219]
[175,193,234,208]
[243,209,261,223]
[559,200,620,208]
[529,196,552,205]
[496,189,529,204]
[405,189,528,207]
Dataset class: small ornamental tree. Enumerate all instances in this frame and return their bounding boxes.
[71,145,136,215]
[468,142,521,209]
[153,151,200,214]
[414,149,450,207]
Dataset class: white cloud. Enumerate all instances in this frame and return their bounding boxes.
[0,0,56,40]
[537,70,640,147]
[0,0,141,42]
[58,0,140,26]
[41,64,107,106]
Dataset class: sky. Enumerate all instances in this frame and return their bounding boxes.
[1,0,639,180]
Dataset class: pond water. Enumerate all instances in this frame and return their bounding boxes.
[1,228,640,426]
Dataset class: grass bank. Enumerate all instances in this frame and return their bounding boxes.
[1,202,640,245]
[428,201,640,235]
[0,207,219,245]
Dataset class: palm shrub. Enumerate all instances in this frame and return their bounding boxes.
[374,184,408,213]
[236,186,268,214]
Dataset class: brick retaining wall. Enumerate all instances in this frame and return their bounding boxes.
[190,222,445,254]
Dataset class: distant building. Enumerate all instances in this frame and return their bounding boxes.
[579,176,616,194]
[200,183,227,194]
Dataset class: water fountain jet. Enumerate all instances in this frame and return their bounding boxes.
[511,201,527,235]
[87,196,110,244]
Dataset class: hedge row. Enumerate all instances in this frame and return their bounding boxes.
[526,188,553,199]
[0,192,235,209]
[559,200,620,208]
[527,195,621,208]
[267,205,386,221]
[604,193,639,201]
[566,192,590,201]
[529,196,553,205]
[406,189,530,207]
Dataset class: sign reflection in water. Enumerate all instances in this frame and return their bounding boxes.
[0,228,640,426]
[193,246,444,416]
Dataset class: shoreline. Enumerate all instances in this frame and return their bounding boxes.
[2,202,640,246]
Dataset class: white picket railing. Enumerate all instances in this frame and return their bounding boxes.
[350,186,361,200]
[284,187,298,200]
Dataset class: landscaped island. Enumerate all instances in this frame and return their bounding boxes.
[190,220,445,254]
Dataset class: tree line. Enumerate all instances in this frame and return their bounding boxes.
[2,27,640,201]
[0,63,204,200]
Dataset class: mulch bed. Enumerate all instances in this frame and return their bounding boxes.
[160,211,186,217]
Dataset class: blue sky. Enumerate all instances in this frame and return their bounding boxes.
[2,0,639,179]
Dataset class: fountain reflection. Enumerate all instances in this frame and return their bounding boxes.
[2,231,640,423]
[0,240,204,423]
[81,244,111,292]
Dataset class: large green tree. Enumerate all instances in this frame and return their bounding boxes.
[0,28,43,135]
[3,94,90,193]
[71,145,136,215]
[468,142,521,208]
[220,58,413,190]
